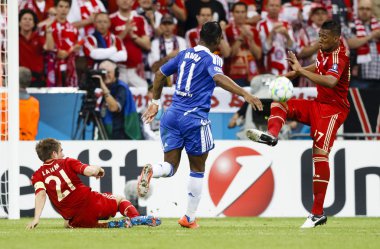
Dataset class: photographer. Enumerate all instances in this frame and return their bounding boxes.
[95,60,142,140]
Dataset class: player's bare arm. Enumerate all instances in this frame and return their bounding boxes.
[283,63,316,80]
[213,74,263,111]
[84,165,105,179]
[142,70,166,123]
[26,190,47,229]
[287,51,338,88]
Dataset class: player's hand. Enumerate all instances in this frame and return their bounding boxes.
[286,51,302,72]
[243,93,263,111]
[142,103,159,124]
[96,168,105,179]
[26,219,39,229]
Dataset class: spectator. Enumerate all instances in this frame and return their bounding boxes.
[48,0,81,87]
[315,0,353,26]
[185,6,230,58]
[294,5,328,87]
[19,67,40,140]
[83,12,127,69]
[67,0,106,83]
[257,0,295,75]
[67,0,106,38]
[234,0,262,25]
[148,14,186,86]
[136,0,163,83]
[154,0,187,22]
[136,0,163,39]
[97,60,142,140]
[184,0,227,32]
[37,6,56,29]
[345,0,380,88]
[19,0,55,24]
[225,2,262,86]
[19,9,54,87]
[110,0,151,88]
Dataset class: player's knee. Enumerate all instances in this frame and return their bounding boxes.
[271,102,288,109]
[114,195,125,204]
[312,146,329,157]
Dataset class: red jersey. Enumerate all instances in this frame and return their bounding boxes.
[19,0,55,23]
[185,27,200,48]
[225,23,262,79]
[51,20,79,52]
[315,41,350,111]
[19,32,45,75]
[31,158,91,220]
[110,11,148,68]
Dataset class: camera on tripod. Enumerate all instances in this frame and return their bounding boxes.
[80,69,107,94]
[74,69,109,140]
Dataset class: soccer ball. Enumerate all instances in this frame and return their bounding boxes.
[269,76,294,102]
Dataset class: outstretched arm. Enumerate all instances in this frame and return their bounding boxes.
[283,63,316,80]
[84,165,105,179]
[142,70,166,123]
[287,51,338,88]
[213,74,263,111]
[26,190,47,229]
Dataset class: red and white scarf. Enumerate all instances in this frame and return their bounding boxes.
[355,16,380,64]
[80,0,102,36]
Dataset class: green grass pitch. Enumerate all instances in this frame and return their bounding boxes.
[0,218,379,249]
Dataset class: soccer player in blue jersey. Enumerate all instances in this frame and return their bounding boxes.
[138,21,263,229]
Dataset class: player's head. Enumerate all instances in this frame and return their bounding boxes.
[99,60,119,84]
[319,20,341,52]
[36,138,64,162]
[19,9,39,32]
[199,21,222,52]
[19,67,32,89]
[94,12,111,35]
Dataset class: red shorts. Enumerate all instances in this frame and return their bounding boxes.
[287,99,349,153]
[69,192,118,228]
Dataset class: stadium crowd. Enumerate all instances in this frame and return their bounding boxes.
[12,0,380,140]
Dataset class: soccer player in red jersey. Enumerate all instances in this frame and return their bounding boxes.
[26,138,161,229]
[247,20,350,228]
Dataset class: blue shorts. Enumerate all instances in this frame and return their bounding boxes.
[160,109,214,156]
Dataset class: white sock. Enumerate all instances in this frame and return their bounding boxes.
[152,162,174,178]
[185,171,204,222]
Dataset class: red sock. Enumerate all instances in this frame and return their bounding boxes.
[311,154,330,215]
[119,200,140,218]
[267,102,287,137]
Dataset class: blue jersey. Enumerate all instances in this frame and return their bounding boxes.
[160,45,224,118]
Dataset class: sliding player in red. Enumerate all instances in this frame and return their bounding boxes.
[27,138,160,229]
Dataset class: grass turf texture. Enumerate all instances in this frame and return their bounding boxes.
[0,218,379,249]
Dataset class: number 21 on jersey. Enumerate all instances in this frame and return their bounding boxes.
[45,170,76,202]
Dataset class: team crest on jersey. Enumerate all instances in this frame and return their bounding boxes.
[328,64,339,73]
